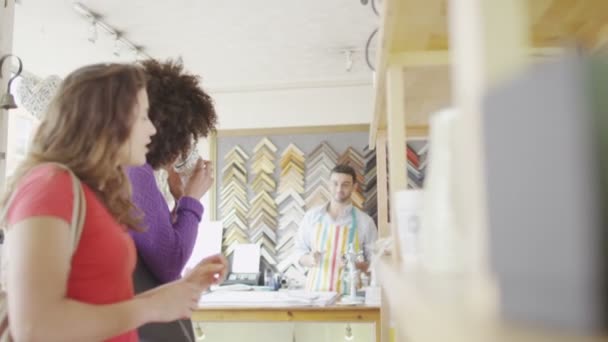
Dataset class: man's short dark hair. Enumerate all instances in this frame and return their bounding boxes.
[331,164,356,184]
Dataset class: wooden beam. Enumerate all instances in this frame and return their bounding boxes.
[389,50,450,67]
[528,0,554,26]
[449,0,530,275]
[482,0,531,85]
[192,306,380,323]
[0,1,16,191]
[376,131,389,238]
[209,132,218,221]
[407,125,429,138]
[369,0,402,150]
[388,48,562,68]
[386,65,407,265]
[217,124,369,138]
[369,90,385,149]
[372,125,428,150]
[380,294,391,342]
[393,0,444,51]
[592,23,608,51]
[386,66,407,192]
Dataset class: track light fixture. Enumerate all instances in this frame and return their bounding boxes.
[72,2,151,59]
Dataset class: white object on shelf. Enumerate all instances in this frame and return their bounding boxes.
[420,108,467,274]
[370,237,393,286]
[394,189,424,269]
[364,286,381,306]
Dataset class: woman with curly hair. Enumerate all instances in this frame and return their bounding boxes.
[126,58,219,341]
[1,63,227,341]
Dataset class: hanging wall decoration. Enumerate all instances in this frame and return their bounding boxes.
[248,138,279,270]
[304,142,338,209]
[275,143,306,282]
[16,74,62,119]
[220,146,250,259]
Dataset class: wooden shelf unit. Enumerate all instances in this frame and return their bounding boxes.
[369,1,608,341]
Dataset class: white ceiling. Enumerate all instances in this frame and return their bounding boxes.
[13,0,379,91]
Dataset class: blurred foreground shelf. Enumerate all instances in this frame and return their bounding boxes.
[376,257,608,342]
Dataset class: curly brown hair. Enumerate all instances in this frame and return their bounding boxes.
[140,58,218,169]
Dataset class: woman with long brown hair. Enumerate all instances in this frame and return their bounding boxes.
[1,63,227,341]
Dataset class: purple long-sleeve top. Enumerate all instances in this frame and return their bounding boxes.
[127,164,203,283]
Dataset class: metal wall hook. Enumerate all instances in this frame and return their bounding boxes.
[0,54,23,110]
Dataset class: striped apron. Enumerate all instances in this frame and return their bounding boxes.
[304,208,360,293]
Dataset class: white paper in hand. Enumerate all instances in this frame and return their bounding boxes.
[182,220,223,275]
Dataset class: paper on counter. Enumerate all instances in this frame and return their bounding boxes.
[198,290,339,308]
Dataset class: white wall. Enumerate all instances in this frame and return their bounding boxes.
[211,84,374,129]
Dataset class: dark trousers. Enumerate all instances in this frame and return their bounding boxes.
[133,256,195,342]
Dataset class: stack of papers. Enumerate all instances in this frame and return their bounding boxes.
[198,290,339,308]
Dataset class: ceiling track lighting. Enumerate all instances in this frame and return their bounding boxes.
[87,18,98,43]
[72,2,151,60]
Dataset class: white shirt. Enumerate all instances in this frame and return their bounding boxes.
[293,203,378,264]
